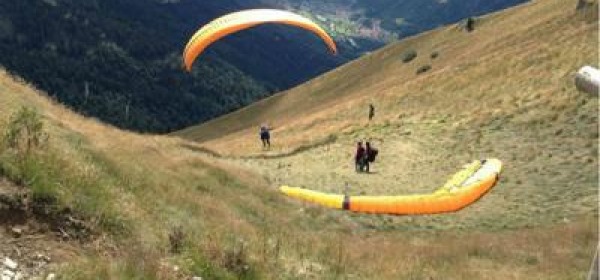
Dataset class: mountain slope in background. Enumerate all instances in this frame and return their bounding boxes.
[175,0,598,233]
[0,0,348,132]
[0,0,597,278]
[261,0,529,41]
[0,0,529,133]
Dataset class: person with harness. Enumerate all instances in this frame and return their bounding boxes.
[355,141,366,172]
[260,124,271,148]
[368,104,375,121]
[364,141,378,173]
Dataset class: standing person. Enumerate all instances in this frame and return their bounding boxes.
[260,124,271,149]
[364,142,377,173]
[364,142,371,173]
[355,141,365,172]
[465,17,475,32]
[364,142,375,173]
[368,103,375,121]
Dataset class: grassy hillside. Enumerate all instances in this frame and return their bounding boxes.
[0,69,354,279]
[0,0,597,279]
[174,0,599,277]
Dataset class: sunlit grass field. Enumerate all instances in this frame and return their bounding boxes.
[0,0,597,278]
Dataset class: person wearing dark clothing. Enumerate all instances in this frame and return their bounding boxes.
[260,125,270,148]
[364,142,373,173]
[368,104,375,121]
[466,17,475,32]
[355,141,366,172]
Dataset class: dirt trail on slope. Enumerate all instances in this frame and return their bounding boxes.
[190,104,597,232]
[0,178,91,279]
[182,0,599,231]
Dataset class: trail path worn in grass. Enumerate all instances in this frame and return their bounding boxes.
[192,102,597,232]
[182,0,599,232]
[0,0,595,278]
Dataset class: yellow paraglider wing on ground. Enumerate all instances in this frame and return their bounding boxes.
[183,9,338,71]
[279,159,502,215]
[280,186,345,209]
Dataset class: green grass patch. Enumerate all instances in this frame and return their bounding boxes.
[0,106,131,236]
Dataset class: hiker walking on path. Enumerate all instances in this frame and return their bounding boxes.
[355,141,366,172]
[368,103,375,121]
[260,124,271,149]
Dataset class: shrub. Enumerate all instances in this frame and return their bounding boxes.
[0,106,129,237]
[416,65,432,75]
[1,106,49,186]
[430,51,439,59]
[222,240,256,279]
[401,50,417,63]
[3,106,47,160]
[169,225,186,254]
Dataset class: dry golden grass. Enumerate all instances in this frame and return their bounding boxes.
[176,0,598,223]
[0,0,597,279]
[173,0,598,278]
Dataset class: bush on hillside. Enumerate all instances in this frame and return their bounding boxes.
[169,225,186,254]
[576,0,596,10]
[2,106,47,161]
[416,65,432,75]
[431,51,440,59]
[575,0,599,22]
[0,106,129,237]
[401,50,418,63]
